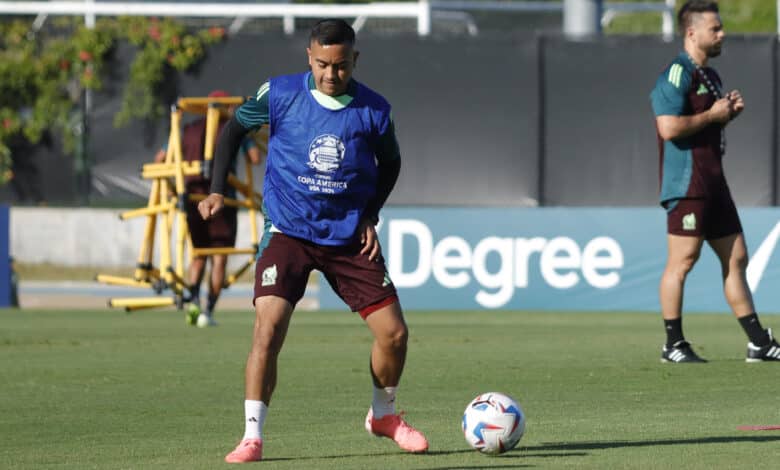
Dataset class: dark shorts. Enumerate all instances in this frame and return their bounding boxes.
[664,193,742,239]
[186,181,237,249]
[253,231,397,313]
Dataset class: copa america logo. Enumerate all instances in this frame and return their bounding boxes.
[308,134,345,173]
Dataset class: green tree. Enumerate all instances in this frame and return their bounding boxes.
[0,17,224,185]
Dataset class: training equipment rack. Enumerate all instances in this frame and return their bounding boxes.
[96,96,264,311]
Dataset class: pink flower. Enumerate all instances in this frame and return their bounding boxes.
[149,26,161,41]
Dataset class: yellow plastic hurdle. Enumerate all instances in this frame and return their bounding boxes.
[96,95,265,312]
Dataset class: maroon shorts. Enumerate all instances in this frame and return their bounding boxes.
[665,193,742,239]
[186,181,237,248]
[253,232,397,314]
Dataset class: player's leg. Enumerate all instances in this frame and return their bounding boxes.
[200,206,237,327]
[707,233,754,316]
[361,300,427,453]
[209,254,228,305]
[246,295,294,404]
[320,242,428,452]
[225,296,293,464]
[660,233,703,322]
[186,255,207,325]
[225,233,313,463]
[185,186,210,324]
[706,192,780,361]
[197,253,227,327]
[660,199,707,362]
[364,299,408,409]
[189,255,207,293]
[708,233,780,361]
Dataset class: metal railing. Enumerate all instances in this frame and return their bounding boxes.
[0,1,430,34]
[0,1,684,37]
[13,0,780,39]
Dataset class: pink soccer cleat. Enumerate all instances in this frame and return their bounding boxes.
[224,438,263,463]
[365,409,429,453]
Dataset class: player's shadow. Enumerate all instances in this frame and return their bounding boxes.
[524,434,780,451]
[420,450,590,470]
[419,466,533,469]
[426,450,588,459]
[262,451,403,461]
[263,448,587,465]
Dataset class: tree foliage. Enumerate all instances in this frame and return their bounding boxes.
[0,17,224,184]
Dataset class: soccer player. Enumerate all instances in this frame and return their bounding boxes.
[155,90,261,328]
[650,0,780,363]
[198,19,429,462]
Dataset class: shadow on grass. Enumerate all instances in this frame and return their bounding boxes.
[418,450,590,469]
[418,466,533,469]
[263,447,587,466]
[261,451,402,462]
[524,434,780,451]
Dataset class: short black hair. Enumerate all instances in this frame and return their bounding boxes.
[678,1,719,32]
[309,18,355,46]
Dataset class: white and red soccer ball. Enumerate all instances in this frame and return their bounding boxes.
[462,392,525,454]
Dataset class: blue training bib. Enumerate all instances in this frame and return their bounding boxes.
[264,72,392,246]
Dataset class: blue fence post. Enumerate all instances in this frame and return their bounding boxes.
[0,205,10,307]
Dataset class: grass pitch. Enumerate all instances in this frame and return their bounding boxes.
[2,308,780,469]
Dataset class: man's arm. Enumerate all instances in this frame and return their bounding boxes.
[650,63,732,142]
[356,118,401,261]
[246,144,263,165]
[656,96,732,140]
[153,148,166,163]
[726,90,745,120]
[210,116,250,195]
[199,83,270,220]
[363,119,401,224]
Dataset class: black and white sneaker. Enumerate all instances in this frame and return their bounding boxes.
[746,328,780,362]
[661,340,707,363]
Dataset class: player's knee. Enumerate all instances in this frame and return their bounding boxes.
[253,321,288,354]
[383,324,408,351]
[253,331,284,356]
[732,251,749,271]
[677,254,699,275]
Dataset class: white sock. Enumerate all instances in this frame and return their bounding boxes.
[371,386,397,419]
[243,400,267,440]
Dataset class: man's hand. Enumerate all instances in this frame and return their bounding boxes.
[198,193,225,220]
[727,90,745,120]
[708,97,733,124]
[358,217,380,262]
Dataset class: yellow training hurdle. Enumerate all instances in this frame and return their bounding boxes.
[96,96,265,312]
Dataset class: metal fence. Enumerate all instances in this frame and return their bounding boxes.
[2,33,777,208]
[0,0,678,36]
[2,2,778,207]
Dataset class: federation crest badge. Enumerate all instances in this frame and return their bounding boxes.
[682,212,697,231]
[308,134,345,173]
[262,264,278,286]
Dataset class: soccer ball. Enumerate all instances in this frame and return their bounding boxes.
[462,392,525,454]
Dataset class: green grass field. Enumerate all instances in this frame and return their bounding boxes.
[2,308,780,469]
